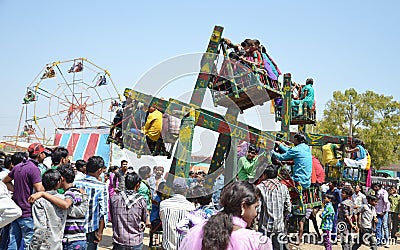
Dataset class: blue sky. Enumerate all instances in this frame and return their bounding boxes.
[0,0,399,141]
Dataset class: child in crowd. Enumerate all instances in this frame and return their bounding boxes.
[337,186,356,250]
[29,169,67,250]
[320,194,335,250]
[176,185,217,235]
[353,195,378,250]
[28,165,89,249]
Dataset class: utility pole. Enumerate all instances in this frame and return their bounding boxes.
[349,96,354,139]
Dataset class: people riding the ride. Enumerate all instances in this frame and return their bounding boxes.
[23,90,36,104]
[95,75,107,86]
[41,66,56,79]
[272,133,312,188]
[143,104,167,156]
[343,138,368,180]
[344,138,367,169]
[291,78,315,117]
[237,144,267,182]
[68,62,83,73]
[322,143,343,167]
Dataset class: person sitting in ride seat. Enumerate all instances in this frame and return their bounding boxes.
[272,133,312,188]
[291,78,315,117]
[343,138,367,180]
[23,90,36,104]
[41,66,55,79]
[143,105,167,156]
[68,62,83,73]
[95,75,107,86]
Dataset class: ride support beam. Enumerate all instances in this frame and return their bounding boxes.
[280,73,292,140]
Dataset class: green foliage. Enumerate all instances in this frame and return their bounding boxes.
[316,88,400,168]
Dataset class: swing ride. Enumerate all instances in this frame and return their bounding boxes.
[11,25,366,214]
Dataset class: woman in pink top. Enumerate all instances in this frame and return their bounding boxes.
[180,181,272,250]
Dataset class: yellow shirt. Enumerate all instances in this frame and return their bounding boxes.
[322,143,339,166]
[144,109,162,141]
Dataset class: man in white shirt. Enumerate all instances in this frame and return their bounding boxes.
[352,184,367,206]
[160,178,195,250]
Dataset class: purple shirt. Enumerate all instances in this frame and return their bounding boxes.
[180,216,272,250]
[8,159,42,217]
[376,188,390,214]
[110,190,147,246]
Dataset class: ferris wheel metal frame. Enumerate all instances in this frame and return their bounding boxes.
[17,58,122,145]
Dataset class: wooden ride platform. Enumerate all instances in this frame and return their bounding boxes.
[212,84,282,112]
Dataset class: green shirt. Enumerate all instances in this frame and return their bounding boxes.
[138,180,152,210]
[237,152,266,181]
[389,194,400,213]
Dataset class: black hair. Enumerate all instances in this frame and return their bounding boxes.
[125,172,142,190]
[121,160,128,165]
[341,186,353,196]
[373,183,382,189]
[42,169,62,191]
[138,165,151,179]
[86,156,105,174]
[263,164,278,179]
[248,144,259,153]
[4,155,12,170]
[352,138,362,145]
[324,194,334,201]
[108,165,119,173]
[75,160,86,172]
[57,164,75,184]
[202,181,261,250]
[261,45,267,54]
[190,185,212,206]
[294,133,307,144]
[306,78,314,85]
[330,180,338,187]
[253,39,260,46]
[366,194,378,202]
[51,147,69,166]
[12,152,27,166]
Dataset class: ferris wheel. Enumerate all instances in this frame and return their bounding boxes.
[18,58,122,144]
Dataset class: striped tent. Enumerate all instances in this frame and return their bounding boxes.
[54,127,110,166]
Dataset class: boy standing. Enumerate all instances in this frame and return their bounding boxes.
[320,194,335,250]
[29,169,67,250]
[337,186,356,250]
[110,172,147,249]
[352,195,378,250]
[74,156,108,250]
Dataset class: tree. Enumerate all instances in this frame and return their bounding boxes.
[316,88,400,168]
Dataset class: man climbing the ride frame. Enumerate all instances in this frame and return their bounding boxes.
[272,133,312,188]
[291,78,314,117]
[143,104,167,156]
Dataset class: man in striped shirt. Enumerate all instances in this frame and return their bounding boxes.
[160,177,195,250]
[74,156,108,250]
[257,164,291,250]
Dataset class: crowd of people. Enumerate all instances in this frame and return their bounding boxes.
[0,132,398,250]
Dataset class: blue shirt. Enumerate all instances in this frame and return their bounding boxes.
[326,188,342,211]
[150,194,161,222]
[74,175,108,233]
[321,202,335,230]
[272,143,312,188]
